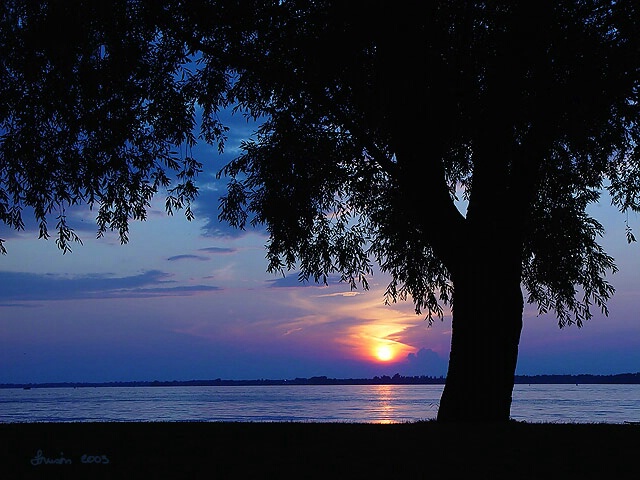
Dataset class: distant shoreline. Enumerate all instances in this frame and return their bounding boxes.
[4,372,640,389]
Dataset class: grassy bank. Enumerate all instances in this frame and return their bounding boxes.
[2,421,638,479]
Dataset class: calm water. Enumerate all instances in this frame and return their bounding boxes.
[1,384,639,424]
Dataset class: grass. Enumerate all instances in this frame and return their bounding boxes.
[2,420,639,479]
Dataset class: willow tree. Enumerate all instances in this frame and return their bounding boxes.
[1,1,639,421]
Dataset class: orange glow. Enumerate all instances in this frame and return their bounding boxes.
[337,318,416,364]
[286,285,422,364]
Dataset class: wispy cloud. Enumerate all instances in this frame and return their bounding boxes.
[283,327,303,336]
[317,291,362,298]
[0,270,220,303]
[267,273,346,288]
[167,254,210,262]
[198,246,237,254]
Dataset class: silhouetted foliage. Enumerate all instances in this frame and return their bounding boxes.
[0,1,219,252]
[1,0,639,421]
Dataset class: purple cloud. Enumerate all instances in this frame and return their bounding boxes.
[198,247,237,254]
[0,270,220,302]
[167,254,210,262]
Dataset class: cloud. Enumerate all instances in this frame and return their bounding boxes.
[283,327,303,336]
[198,247,237,254]
[267,273,346,289]
[118,284,221,297]
[0,228,23,241]
[0,302,41,308]
[0,270,220,303]
[317,291,362,298]
[167,254,210,262]
[267,275,316,288]
[165,246,237,264]
[402,348,448,377]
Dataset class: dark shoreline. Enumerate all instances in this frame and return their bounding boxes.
[4,371,640,389]
[2,421,639,479]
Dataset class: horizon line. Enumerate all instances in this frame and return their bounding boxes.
[4,371,640,388]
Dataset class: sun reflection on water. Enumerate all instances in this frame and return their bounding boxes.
[371,384,397,424]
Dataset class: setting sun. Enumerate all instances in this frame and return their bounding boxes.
[375,345,394,362]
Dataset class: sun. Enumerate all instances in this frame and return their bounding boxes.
[375,345,394,362]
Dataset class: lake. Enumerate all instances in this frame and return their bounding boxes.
[1,384,639,423]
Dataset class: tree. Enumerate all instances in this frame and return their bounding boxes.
[0,0,215,252]
[1,1,639,422]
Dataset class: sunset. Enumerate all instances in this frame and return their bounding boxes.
[2,1,640,477]
[2,190,638,384]
[375,345,394,362]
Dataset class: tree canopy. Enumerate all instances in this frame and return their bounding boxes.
[0,1,217,252]
[213,0,640,327]
[2,0,640,421]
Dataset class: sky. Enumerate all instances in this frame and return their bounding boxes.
[1,111,640,384]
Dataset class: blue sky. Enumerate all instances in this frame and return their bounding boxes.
[1,111,640,384]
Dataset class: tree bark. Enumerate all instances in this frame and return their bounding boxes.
[437,251,524,423]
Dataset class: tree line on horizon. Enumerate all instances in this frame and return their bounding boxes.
[5,372,640,389]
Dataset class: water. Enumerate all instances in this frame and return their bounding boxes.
[511,384,640,424]
[1,384,639,424]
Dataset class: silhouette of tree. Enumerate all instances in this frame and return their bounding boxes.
[0,1,214,252]
[1,1,639,421]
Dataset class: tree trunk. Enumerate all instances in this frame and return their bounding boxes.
[437,253,524,422]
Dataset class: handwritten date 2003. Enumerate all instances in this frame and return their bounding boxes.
[30,450,110,466]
